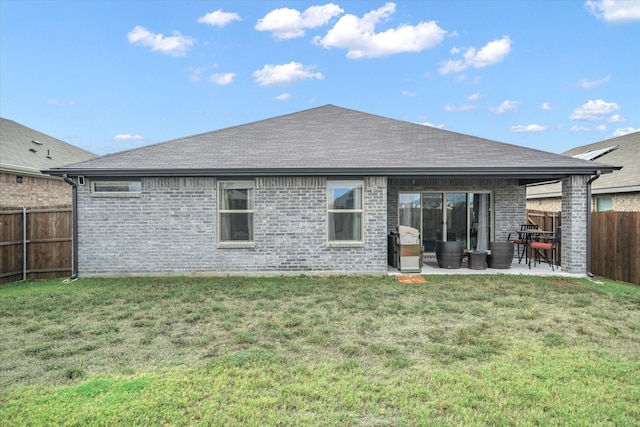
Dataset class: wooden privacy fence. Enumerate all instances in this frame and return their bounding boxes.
[528,209,640,285]
[0,208,72,284]
[591,211,640,285]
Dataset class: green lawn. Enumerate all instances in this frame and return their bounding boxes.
[1,275,638,426]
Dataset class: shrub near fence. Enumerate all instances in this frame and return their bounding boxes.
[0,208,72,284]
[591,211,640,285]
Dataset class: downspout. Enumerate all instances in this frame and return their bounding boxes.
[586,171,601,278]
[62,174,78,279]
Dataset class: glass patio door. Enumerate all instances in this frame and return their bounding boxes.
[421,193,443,252]
[444,193,467,245]
[398,192,491,254]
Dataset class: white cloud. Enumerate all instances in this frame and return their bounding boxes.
[570,99,619,121]
[315,2,446,58]
[489,100,519,114]
[444,104,477,112]
[127,26,194,57]
[612,127,639,136]
[113,134,145,142]
[570,124,607,132]
[198,9,241,27]
[402,90,416,97]
[467,92,483,101]
[541,103,552,110]
[253,61,323,86]
[579,74,611,89]
[419,121,446,129]
[439,59,466,75]
[209,73,236,85]
[608,114,626,122]
[275,93,292,101]
[509,124,548,133]
[585,0,640,22]
[255,4,343,40]
[47,99,75,107]
[439,36,512,74]
[188,67,205,82]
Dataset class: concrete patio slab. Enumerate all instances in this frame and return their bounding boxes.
[388,256,585,278]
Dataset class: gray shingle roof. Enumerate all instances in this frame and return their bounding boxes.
[528,131,638,197]
[45,105,619,181]
[1,118,97,176]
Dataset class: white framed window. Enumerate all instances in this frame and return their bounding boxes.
[91,181,141,194]
[328,180,363,242]
[218,181,254,243]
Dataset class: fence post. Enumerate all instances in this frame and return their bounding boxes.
[22,208,27,281]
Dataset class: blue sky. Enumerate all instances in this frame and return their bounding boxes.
[1,0,638,156]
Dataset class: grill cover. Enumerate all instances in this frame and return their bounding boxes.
[397,226,421,272]
[398,226,420,245]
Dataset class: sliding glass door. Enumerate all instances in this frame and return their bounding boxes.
[421,194,443,252]
[398,192,492,253]
[398,193,421,231]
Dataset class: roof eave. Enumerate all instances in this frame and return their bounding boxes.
[3,163,56,178]
[43,166,619,181]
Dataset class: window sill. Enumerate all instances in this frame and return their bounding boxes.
[217,242,256,250]
[327,241,364,248]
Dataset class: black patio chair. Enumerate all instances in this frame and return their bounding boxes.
[530,226,561,271]
[507,224,539,263]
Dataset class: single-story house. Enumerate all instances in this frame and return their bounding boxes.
[44,105,619,276]
[527,131,638,212]
[1,118,97,209]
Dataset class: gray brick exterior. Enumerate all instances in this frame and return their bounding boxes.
[77,176,388,275]
[561,175,589,274]
[73,175,551,276]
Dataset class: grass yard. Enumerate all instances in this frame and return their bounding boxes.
[1,274,639,426]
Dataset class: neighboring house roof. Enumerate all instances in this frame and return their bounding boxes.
[527,131,638,198]
[45,105,619,183]
[1,117,97,177]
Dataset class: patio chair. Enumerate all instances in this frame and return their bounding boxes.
[530,226,561,271]
[507,224,539,264]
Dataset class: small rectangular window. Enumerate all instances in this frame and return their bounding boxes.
[92,181,141,193]
[595,196,612,212]
[219,181,254,242]
[328,180,363,242]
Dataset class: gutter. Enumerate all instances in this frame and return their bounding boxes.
[586,171,601,278]
[43,165,620,179]
[62,174,79,279]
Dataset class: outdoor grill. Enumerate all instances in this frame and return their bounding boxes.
[395,226,422,273]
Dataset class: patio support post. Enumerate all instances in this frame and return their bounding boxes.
[561,175,589,274]
[63,174,78,279]
[586,171,601,277]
